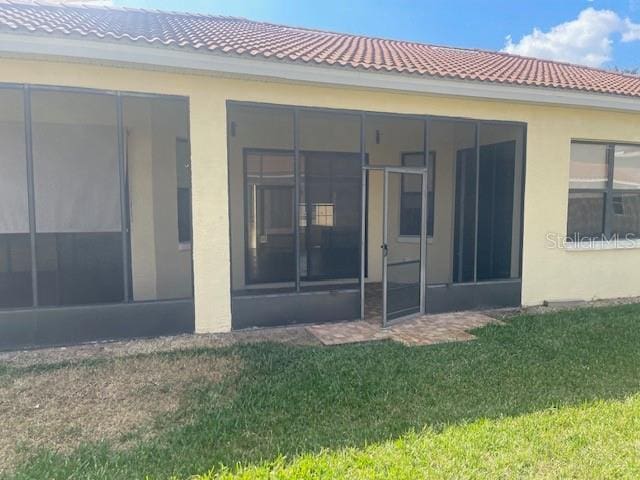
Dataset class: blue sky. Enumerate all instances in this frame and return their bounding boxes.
[111,0,640,69]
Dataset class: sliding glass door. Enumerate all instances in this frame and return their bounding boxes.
[245,150,296,284]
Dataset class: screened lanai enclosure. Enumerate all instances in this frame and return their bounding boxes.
[0,85,194,348]
[228,103,525,328]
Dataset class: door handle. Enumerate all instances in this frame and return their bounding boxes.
[381,244,388,257]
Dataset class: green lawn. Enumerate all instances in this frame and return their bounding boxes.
[4,304,640,479]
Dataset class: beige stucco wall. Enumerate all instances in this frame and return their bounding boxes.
[1,57,639,332]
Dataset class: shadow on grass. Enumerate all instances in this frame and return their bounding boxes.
[8,304,640,479]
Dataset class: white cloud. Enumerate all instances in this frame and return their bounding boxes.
[502,8,640,67]
[623,17,640,41]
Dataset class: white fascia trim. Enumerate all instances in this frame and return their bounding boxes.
[1,33,639,113]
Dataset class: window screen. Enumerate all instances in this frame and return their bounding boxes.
[298,111,361,282]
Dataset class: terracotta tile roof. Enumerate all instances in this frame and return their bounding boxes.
[1,0,640,99]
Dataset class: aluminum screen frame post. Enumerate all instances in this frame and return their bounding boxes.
[419,119,429,314]
[23,85,38,307]
[116,93,131,302]
[359,112,367,320]
[293,108,301,293]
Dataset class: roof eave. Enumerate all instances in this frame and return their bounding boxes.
[0,32,639,113]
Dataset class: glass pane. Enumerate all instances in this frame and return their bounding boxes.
[387,171,422,320]
[0,88,32,307]
[123,96,193,300]
[613,145,640,190]
[611,192,640,239]
[31,90,124,306]
[299,111,361,282]
[567,192,605,240]
[477,123,524,281]
[570,143,608,190]
[399,190,421,236]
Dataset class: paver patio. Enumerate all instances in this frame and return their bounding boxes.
[306,311,503,346]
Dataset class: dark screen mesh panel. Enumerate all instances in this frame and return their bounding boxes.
[124,95,193,301]
[245,151,296,284]
[0,234,32,308]
[300,152,361,281]
[298,110,361,283]
[386,171,423,320]
[36,233,124,306]
[453,147,477,283]
[0,88,32,308]
[31,90,124,306]
[476,141,515,281]
[401,152,435,237]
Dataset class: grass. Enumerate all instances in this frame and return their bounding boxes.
[4,304,640,479]
[203,396,640,479]
[0,351,236,476]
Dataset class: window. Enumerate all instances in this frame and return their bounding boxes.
[176,138,191,245]
[611,145,640,237]
[300,203,335,227]
[400,152,435,236]
[568,142,640,241]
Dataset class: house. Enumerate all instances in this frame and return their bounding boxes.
[0,1,639,349]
